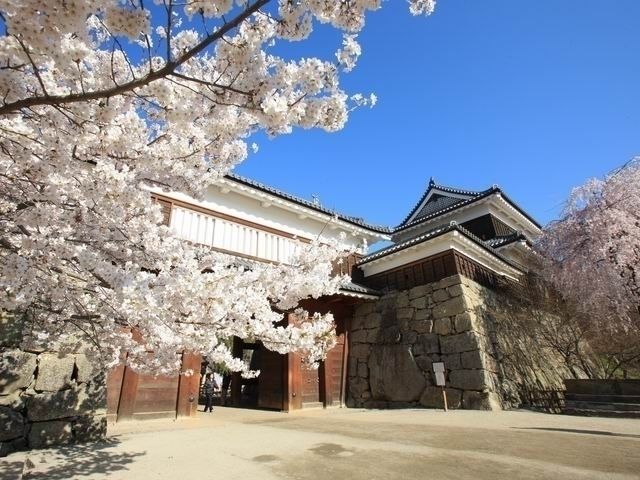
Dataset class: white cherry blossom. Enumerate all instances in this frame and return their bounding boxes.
[0,0,436,375]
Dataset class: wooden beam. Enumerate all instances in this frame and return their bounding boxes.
[176,352,202,418]
[116,360,139,421]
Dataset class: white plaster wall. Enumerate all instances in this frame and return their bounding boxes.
[151,180,389,264]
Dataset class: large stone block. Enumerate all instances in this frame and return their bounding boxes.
[35,353,75,392]
[350,329,369,343]
[414,308,431,321]
[366,329,380,343]
[0,312,24,348]
[402,331,417,344]
[433,317,452,335]
[0,435,27,457]
[449,369,492,391]
[368,345,426,402]
[0,390,25,410]
[399,318,411,332]
[350,314,368,331]
[0,350,37,395]
[420,386,462,409]
[27,385,98,421]
[410,297,427,309]
[447,284,464,298]
[348,376,369,398]
[396,307,414,321]
[74,354,102,384]
[461,350,493,370]
[28,421,72,449]
[382,326,403,344]
[380,309,397,328]
[348,357,357,375]
[395,292,410,308]
[409,284,432,300]
[441,353,461,371]
[461,286,483,308]
[363,400,389,409]
[462,391,502,411]
[355,302,375,317]
[366,312,384,329]
[454,312,476,333]
[350,343,370,360]
[440,332,481,354]
[415,356,433,372]
[432,296,467,319]
[433,275,463,290]
[0,406,24,442]
[413,319,433,334]
[432,288,449,303]
[414,333,440,355]
[72,415,107,442]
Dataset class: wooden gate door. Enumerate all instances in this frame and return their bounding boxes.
[301,362,321,408]
[323,333,346,407]
[106,352,201,421]
[258,346,285,410]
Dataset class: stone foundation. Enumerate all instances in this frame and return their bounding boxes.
[347,274,569,410]
[0,314,106,456]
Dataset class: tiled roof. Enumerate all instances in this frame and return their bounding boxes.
[397,178,494,228]
[225,173,392,234]
[396,178,542,232]
[484,232,528,249]
[340,281,381,297]
[397,188,498,231]
[358,223,522,272]
[223,173,540,238]
[413,194,469,220]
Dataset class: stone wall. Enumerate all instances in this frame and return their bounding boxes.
[0,314,107,456]
[347,274,569,410]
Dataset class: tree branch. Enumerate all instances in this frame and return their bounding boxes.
[0,0,271,116]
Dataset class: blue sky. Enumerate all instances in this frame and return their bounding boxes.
[234,0,640,228]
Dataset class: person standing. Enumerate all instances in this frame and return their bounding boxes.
[203,373,218,413]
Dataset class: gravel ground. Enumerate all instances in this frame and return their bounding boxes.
[2,407,639,480]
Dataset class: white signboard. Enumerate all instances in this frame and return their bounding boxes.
[432,362,445,373]
[434,371,446,387]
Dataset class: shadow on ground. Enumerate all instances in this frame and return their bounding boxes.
[0,438,145,480]
[514,427,640,439]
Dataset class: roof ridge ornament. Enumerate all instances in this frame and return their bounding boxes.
[429,177,436,187]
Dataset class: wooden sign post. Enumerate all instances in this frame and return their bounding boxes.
[432,362,447,412]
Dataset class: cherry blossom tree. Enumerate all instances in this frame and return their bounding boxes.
[538,158,640,377]
[0,1,436,375]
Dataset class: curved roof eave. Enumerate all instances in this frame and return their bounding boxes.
[394,189,542,234]
[222,173,393,235]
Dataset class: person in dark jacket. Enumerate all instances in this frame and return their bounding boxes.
[203,373,218,412]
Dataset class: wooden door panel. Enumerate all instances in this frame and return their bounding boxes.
[258,348,285,410]
[106,364,125,417]
[133,373,179,417]
[301,364,320,404]
[326,334,345,406]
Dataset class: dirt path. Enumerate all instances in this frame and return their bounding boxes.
[2,408,639,479]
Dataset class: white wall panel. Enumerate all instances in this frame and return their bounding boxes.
[170,205,298,264]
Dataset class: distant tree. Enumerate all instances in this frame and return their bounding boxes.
[0,1,437,375]
[538,158,640,377]
[492,271,597,380]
